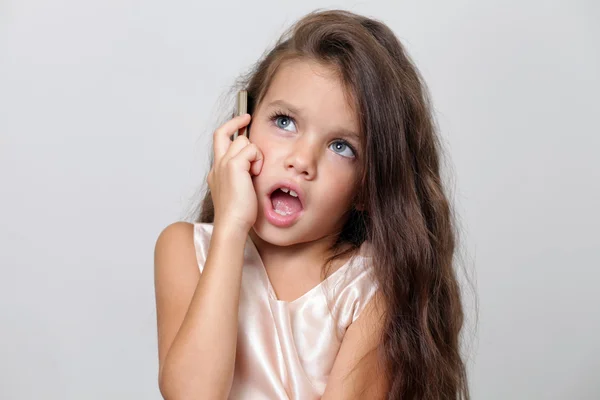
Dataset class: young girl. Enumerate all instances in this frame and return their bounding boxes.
[154,9,469,400]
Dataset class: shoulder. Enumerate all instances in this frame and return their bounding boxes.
[335,253,379,326]
[155,221,212,259]
[155,221,215,277]
[156,220,194,239]
[154,221,195,259]
[155,221,215,244]
[323,290,389,399]
[154,221,196,275]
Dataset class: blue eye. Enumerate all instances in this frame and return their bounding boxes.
[268,110,358,160]
[274,115,296,131]
[329,141,355,158]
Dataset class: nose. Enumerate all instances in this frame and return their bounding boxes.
[284,137,317,179]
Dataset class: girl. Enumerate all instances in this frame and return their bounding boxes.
[154,9,469,400]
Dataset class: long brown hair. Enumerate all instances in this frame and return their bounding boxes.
[193,8,470,399]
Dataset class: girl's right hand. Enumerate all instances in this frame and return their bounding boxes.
[207,114,264,234]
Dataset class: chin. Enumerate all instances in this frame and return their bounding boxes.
[251,221,296,247]
[250,217,311,247]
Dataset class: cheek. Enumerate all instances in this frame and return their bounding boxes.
[255,143,277,169]
[251,136,283,167]
[249,123,274,154]
[321,168,358,206]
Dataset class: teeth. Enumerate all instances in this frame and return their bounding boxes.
[274,209,292,216]
[278,187,299,198]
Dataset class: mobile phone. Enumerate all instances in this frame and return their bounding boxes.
[232,90,248,140]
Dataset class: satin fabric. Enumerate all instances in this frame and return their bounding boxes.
[193,223,379,399]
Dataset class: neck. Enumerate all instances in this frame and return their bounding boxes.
[247,227,358,276]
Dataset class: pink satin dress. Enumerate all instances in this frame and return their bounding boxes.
[192,223,379,399]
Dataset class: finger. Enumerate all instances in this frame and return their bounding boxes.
[207,169,213,189]
[221,134,250,165]
[213,114,251,162]
[249,149,264,176]
[230,123,248,141]
[230,143,264,176]
[213,113,250,161]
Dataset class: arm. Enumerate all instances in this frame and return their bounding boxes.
[155,114,260,398]
[154,221,247,399]
[321,291,390,399]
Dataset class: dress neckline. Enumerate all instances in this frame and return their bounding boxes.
[246,235,361,306]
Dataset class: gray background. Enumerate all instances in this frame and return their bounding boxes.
[1,0,598,399]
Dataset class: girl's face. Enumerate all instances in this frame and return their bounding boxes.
[249,59,362,246]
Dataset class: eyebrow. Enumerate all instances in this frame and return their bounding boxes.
[266,99,360,141]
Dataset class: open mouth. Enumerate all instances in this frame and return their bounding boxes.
[269,187,304,216]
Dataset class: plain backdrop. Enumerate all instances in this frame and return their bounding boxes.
[1,0,598,399]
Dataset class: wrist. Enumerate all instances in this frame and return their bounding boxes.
[212,219,250,243]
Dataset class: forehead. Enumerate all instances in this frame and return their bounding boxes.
[260,59,359,131]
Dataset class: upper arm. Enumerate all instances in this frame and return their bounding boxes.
[154,221,201,381]
[322,291,389,400]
